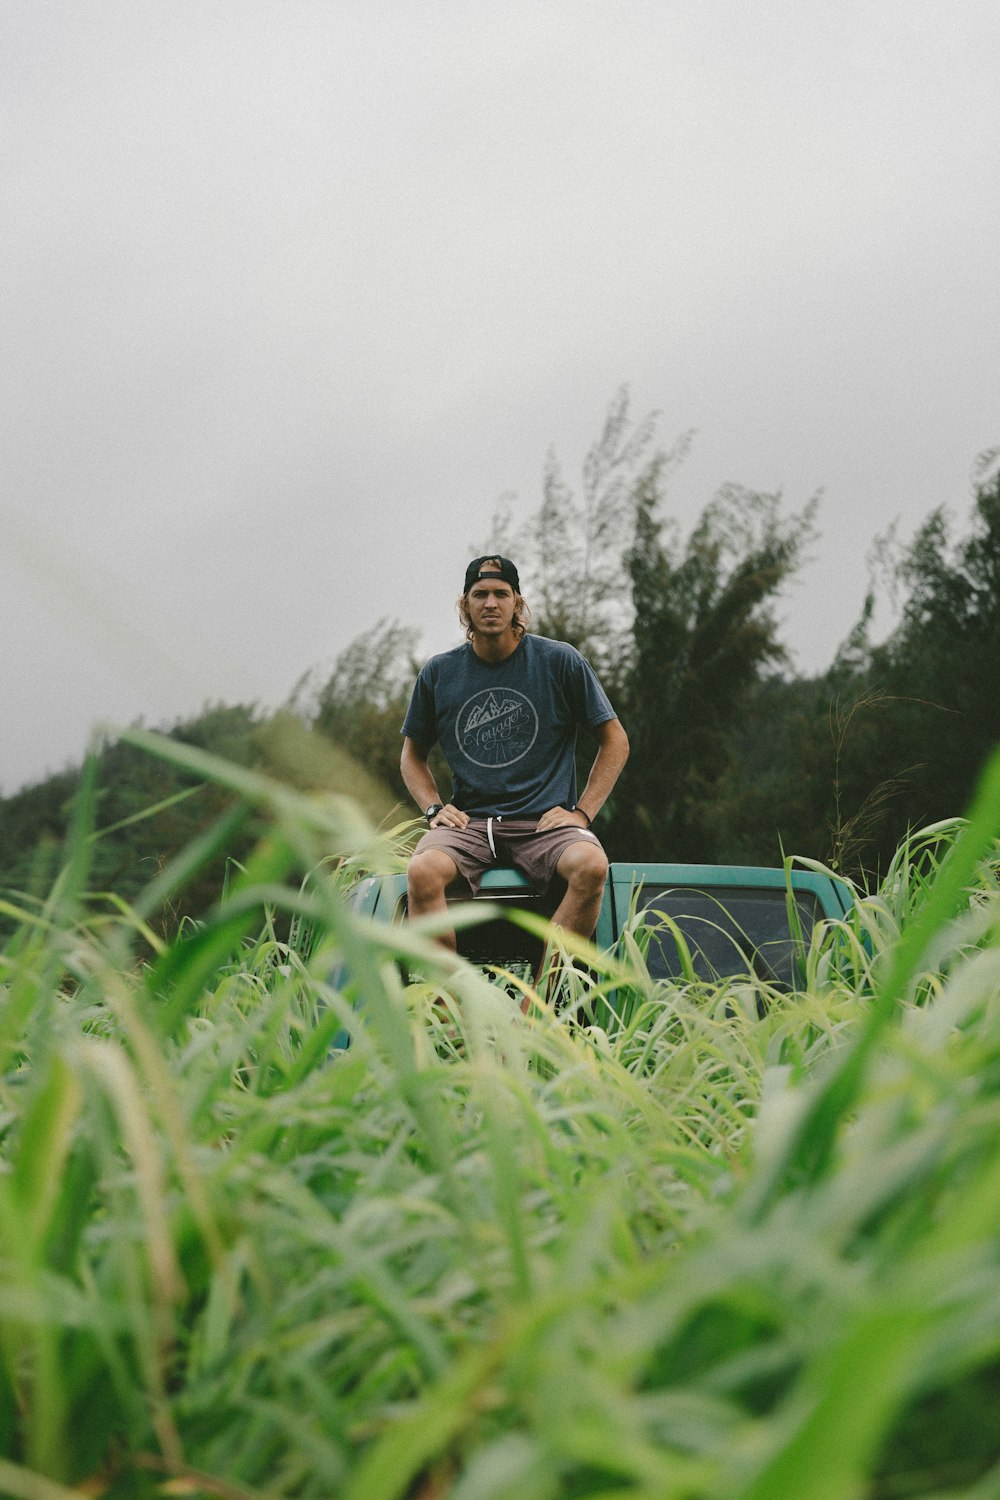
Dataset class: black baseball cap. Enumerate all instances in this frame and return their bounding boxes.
[463,555,521,593]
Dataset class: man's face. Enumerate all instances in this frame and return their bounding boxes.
[466,578,516,637]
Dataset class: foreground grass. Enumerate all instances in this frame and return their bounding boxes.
[1,731,999,1498]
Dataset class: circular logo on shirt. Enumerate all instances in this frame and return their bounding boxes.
[457,687,538,768]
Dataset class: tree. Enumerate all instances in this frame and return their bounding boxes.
[838,461,1000,865]
[477,391,819,860]
[0,706,267,938]
[614,481,817,860]
[299,618,422,810]
[479,388,692,680]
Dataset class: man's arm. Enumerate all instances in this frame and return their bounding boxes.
[535,717,630,832]
[400,736,469,829]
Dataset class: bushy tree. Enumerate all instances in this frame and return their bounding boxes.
[0,766,81,913]
[835,461,1000,869]
[614,481,817,860]
[0,706,267,937]
[705,675,834,864]
[299,617,421,809]
[476,391,821,859]
[480,388,691,680]
[710,458,1000,880]
[711,675,920,876]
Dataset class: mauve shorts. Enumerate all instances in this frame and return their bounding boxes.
[413,816,605,896]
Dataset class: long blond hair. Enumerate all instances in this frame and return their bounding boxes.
[456,556,532,640]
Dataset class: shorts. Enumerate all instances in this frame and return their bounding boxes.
[413,816,605,897]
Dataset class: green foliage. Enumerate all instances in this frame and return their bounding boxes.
[2,731,1000,1496]
[616,482,817,860]
[478,390,819,862]
[4,408,1000,922]
[292,616,431,811]
[0,707,266,940]
[487,403,1000,879]
[855,469,1000,860]
[720,464,1000,883]
[0,699,404,947]
[480,387,692,678]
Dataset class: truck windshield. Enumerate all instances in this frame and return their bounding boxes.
[637,885,823,988]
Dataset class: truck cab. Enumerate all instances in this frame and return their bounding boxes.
[347,860,853,991]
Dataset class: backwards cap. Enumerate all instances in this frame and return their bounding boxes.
[463,555,521,594]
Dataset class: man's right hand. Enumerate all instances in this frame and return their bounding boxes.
[429,804,469,829]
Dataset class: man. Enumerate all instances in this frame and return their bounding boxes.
[400,554,629,953]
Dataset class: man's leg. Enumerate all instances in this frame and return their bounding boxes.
[526,838,608,1012]
[550,837,609,939]
[406,847,461,951]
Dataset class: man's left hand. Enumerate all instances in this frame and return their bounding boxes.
[535,806,590,832]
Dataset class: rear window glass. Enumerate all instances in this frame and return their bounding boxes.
[635,884,823,987]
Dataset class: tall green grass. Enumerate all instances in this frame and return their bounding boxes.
[1,727,999,1498]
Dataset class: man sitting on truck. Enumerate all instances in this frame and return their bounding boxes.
[400,554,629,954]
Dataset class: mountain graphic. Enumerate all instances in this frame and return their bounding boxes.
[464,693,522,731]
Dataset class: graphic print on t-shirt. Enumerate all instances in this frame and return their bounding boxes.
[457,687,539,768]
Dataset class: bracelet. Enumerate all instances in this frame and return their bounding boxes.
[570,804,592,826]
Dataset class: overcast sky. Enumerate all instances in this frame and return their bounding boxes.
[3,1,998,795]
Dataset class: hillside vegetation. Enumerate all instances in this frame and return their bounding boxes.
[1,728,999,1497]
[5,399,999,903]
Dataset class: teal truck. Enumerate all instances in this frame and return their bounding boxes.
[345,860,853,992]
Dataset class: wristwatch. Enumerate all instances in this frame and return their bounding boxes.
[423,803,444,823]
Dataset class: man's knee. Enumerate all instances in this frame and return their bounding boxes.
[407,848,457,907]
[560,840,608,896]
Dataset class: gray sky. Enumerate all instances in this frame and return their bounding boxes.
[3,1,998,795]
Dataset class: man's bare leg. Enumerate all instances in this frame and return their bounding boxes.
[551,840,608,938]
[407,848,467,1044]
[530,840,608,1011]
[406,847,461,951]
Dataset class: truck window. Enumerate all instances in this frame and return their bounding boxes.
[637,885,823,988]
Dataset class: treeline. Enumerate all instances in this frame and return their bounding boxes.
[295,394,1000,879]
[3,393,999,929]
[0,706,267,935]
[0,705,397,939]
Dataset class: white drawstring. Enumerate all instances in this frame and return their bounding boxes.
[486,815,502,859]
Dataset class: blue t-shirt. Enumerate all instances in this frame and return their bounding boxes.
[401,633,617,817]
